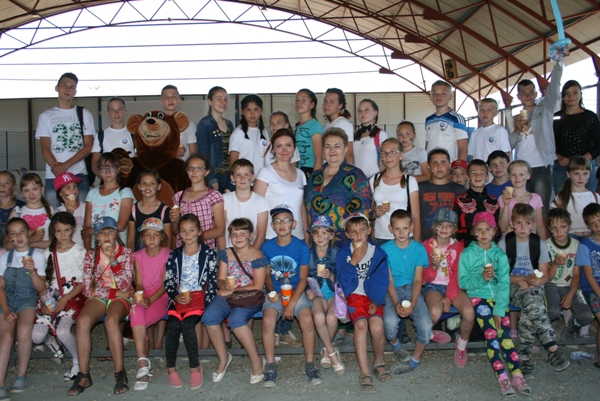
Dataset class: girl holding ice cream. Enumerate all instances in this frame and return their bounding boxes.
[54,172,85,247]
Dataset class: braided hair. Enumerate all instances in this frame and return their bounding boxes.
[239,94,266,141]
[89,233,126,294]
[45,212,76,285]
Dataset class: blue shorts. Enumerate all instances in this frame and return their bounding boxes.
[422,283,448,297]
[582,291,600,316]
[202,296,261,330]
[262,292,312,319]
[1,267,38,314]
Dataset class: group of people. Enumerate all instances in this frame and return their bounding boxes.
[0,53,600,399]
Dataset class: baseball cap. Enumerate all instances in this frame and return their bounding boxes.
[138,217,164,232]
[93,216,118,234]
[270,204,294,218]
[433,208,458,226]
[341,212,370,229]
[53,172,82,191]
[309,215,334,231]
[472,211,497,229]
[450,160,468,172]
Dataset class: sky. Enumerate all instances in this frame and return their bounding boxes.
[0,0,598,118]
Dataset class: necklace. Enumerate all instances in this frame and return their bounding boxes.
[275,164,294,182]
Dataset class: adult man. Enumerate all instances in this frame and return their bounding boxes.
[36,72,95,208]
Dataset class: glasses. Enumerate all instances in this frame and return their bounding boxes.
[379,150,400,158]
[186,166,207,172]
[272,218,293,225]
[99,166,117,173]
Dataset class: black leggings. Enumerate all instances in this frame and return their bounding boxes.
[165,315,201,369]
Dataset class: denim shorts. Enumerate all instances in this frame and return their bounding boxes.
[422,283,448,297]
[582,291,600,315]
[1,267,38,314]
[202,296,261,330]
[262,292,312,319]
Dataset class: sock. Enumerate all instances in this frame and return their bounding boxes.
[408,357,420,370]
[391,339,402,352]
[510,329,518,339]
[305,362,315,371]
[457,335,468,351]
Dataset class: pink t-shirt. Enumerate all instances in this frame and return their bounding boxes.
[499,192,543,218]
[135,247,170,294]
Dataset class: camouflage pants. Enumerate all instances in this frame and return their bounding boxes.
[510,284,557,360]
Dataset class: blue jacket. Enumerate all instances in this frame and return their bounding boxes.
[195,114,234,186]
[164,244,218,307]
[336,243,389,306]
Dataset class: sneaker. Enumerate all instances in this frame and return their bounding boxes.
[391,360,412,375]
[305,367,323,386]
[262,369,278,388]
[10,377,26,394]
[454,339,467,368]
[520,360,535,379]
[274,333,281,347]
[512,373,531,396]
[548,351,570,372]
[498,373,516,397]
[190,369,203,390]
[430,330,451,344]
[168,371,184,389]
[0,386,9,401]
[279,332,302,348]
[393,345,411,363]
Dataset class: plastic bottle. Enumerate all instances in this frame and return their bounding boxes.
[570,351,596,361]
[281,273,293,306]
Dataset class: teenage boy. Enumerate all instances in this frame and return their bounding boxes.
[419,149,466,240]
[261,205,320,387]
[36,72,95,208]
[575,203,600,366]
[453,159,500,246]
[449,160,468,188]
[510,60,564,213]
[160,85,197,160]
[499,203,570,378]
[337,212,389,393]
[90,97,135,178]
[485,151,512,199]
[468,98,511,162]
[425,80,468,162]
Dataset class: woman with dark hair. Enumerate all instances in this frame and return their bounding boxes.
[353,99,388,178]
[324,88,355,165]
[294,89,323,177]
[553,80,600,192]
[195,86,235,192]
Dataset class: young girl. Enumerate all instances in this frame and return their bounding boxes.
[32,212,86,382]
[0,218,46,396]
[551,156,599,239]
[353,99,388,178]
[422,208,473,367]
[0,171,25,248]
[397,122,430,183]
[498,160,548,239]
[458,212,530,397]
[323,88,354,164]
[7,173,53,250]
[128,169,172,251]
[131,218,170,391]
[228,94,271,176]
[164,214,217,390]
[54,172,85,247]
[84,152,134,250]
[68,216,134,396]
[294,89,323,176]
[305,216,344,374]
[195,86,235,191]
[223,159,269,249]
[203,218,266,384]
[370,138,421,243]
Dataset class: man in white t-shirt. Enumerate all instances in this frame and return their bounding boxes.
[36,72,95,208]
[160,85,197,160]
[90,97,136,178]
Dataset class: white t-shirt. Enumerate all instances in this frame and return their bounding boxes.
[35,107,96,178]
[256,164,306,240]
[354,130,388,178]
[324,117,355,142]
[514,126,544,167]
[57,202,86,247]
[467,124,511,162]
[545,237,580,287]
[370,175,418,239]
[0,248,46,276]
[402,146,428,176]
[179,120,197,161]
[229,126,271,175]
[44,243,86,290]
[223,191,269,247]
[91,127,135,156]
[551,192,599,234]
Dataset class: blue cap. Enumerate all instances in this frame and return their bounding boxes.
[270,204,294,218]
[309,215,334,231]
[93,216,118,234]
[433,208,458,226]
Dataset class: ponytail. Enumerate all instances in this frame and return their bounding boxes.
[45,236,58,285]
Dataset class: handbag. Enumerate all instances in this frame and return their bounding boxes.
[53,250,87,317]
[175,290,206,315]
[334,284,350,323]
[225,247,265,308]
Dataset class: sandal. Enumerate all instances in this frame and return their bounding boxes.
[373,363,391,382]
[136,357,152,380]
[133,374,152,391]
[320,348,331,369]
[329,348,345,375]
[114,370,129,395]
[359,374,376,393]
[68,372,92,396]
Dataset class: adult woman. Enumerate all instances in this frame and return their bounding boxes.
[305,128,372,246]
[254,129,307,240]
[195,86,235,192]
[553,80,600,192]
[370,138,421,244]
[323,88,355,165]
[294,89,323,178]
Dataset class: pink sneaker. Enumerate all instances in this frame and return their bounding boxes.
[512,373,531,396]
[454,338,468,368]
[498,373,515,397]
[169,371,183,389]
[190,367,203,390]
[430,330,451,344]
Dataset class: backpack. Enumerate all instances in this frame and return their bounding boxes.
[505,231,540,273]
[76,106,95,187]
[372,172,411,214]
[374,128,382,165]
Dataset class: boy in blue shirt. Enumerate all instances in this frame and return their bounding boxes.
[382,209,433,374]
[336,213,389,393]
[261,205,320,387]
